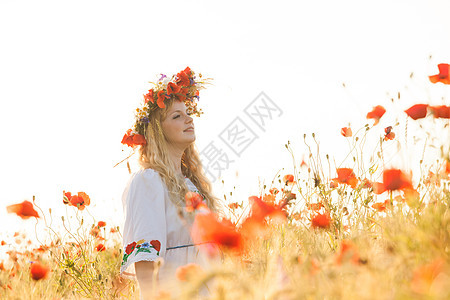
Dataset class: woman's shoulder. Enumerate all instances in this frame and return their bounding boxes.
[128,168,164,189]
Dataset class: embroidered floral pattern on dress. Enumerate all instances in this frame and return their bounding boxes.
[121,239,161,266]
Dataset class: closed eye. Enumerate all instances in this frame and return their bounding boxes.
[173,115,180,119]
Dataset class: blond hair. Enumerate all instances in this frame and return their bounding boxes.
[137,98,222,218]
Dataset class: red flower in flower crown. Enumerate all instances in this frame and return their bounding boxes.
[177,67,192,86]
[157,91,168,108]
[167,82,181,95]
[429,63,450,85]
[144,89,154,104]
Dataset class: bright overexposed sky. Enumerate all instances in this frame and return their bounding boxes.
[1,0,449,248]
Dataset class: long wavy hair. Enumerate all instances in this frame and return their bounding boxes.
[137,98,222,219]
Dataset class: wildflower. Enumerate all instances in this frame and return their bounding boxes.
[334,168,358,188]
[121,129,147,147]
[366,105,386,125]
[384,126,395,141]
[335,239,360,265]
[30,261,50,280]
[404,104,428,120]
[144,89,154,104]
[110,227,119,233]
[269,187,279,195]
[341,127,352,137]
[372,182,386,194]
[428,63,450,84]
[90,226,100,237]
[191,212,242,256]
[185,191,207,212]
[1,241,6,246]
[283,174,295,185]
[263,193,276,204]
[95,243,106,252]
[411,258,445,294]
[306,203,324,211]
[249,196,286,222]
[175,263,204,282]
[383,169,413,191]
[6,200,39,219]
[97,221,106,228]
[429,105,450,119]
[63,191,91,210]
[228,202,239,209]
[360,178,372,189]
[371,200,389,212]
[311,212,331,229]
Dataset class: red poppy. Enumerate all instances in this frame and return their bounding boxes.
[1,240,6,246]
[269,188,279,195]
[372,182,386,194]
[341,127,352,137]
[150,240,161,252]
[429,105,450,119]
[411,258,445,294]
[384,126,395,141]
[167,82,181,95]
[176,68,191,87]
[334,168,358,188]
[185,192,207,212]
[144,89,154,104]
[249,196,286,222]
[90,227,100,237]
[30,262,50,280]
[311,212,331,229]
[97,221,106,228]
[383,169,413,191]
[429,63,450,85]
[157,90,168,108]
[175,263,204,282]
[65,191,90,210]
[6,201,40,219]
[125,241,137,255]
[360,178,372,189]
[335,239,360,265]
[371,200,389,212]
[95,243,106,252]
[306,203,324,211]
[228,202,239,209]
[191,212,242,256]
[366,105,386,125]
[283,174,294,185]
[121,130,146,147]
[404,104,428,120]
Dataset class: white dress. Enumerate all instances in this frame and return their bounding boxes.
[119,168,213,294]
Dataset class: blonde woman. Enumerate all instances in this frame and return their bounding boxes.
[119,67,221,298]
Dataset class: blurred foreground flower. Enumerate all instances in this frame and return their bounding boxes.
[30,261,50,280]
[6,200,39,219]
[383,169,413,191]
[175,263,204,282]
[191,212,242,257]
[311,212,331,229]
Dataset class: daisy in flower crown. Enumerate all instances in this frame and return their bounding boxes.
[119,66,222,297]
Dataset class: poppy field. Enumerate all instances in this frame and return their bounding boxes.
[1,64,449,299]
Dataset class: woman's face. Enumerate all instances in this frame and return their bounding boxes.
[161,100,195,148]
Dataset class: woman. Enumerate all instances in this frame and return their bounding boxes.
[119,67,221,298]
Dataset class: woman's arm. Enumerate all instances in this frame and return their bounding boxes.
[135,261,157,299]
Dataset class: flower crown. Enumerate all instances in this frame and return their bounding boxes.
[121,67,212,148]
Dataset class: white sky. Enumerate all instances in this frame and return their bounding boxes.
[1,0,449,249]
